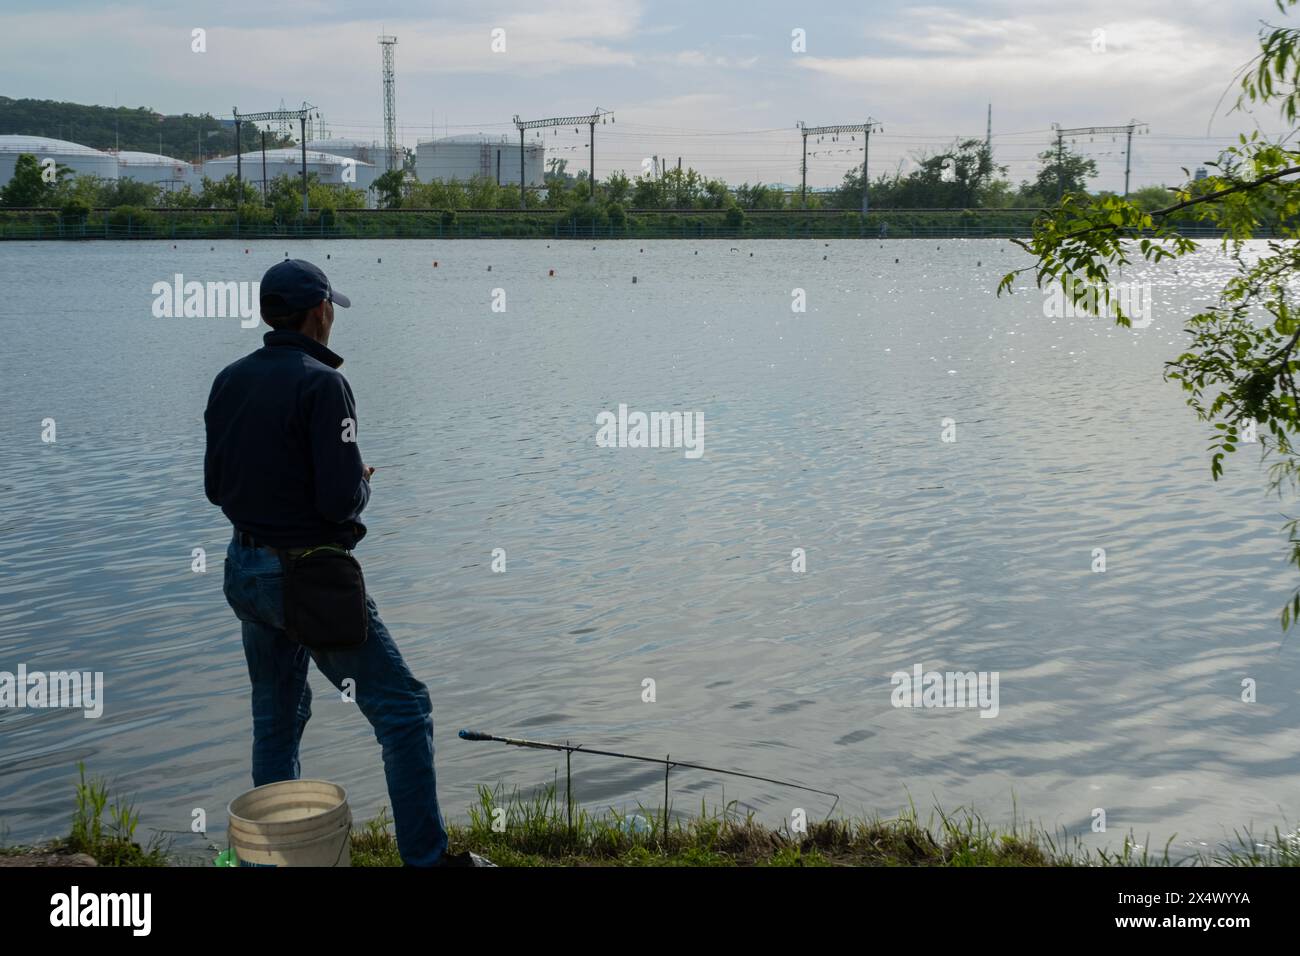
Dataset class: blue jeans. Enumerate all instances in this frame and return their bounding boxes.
[223,534,449,866]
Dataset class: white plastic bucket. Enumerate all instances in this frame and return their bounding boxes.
[227,779,351,867]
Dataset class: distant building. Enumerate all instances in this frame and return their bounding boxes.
[0,134,118,188]
[200,148,377,192]
[115,150,194,190]
[415,133,544,187]
[1194,167,1208,181]
[306,138,402,174]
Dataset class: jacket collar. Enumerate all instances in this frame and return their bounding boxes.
[262,330,344,369]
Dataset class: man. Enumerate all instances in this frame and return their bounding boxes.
[205,259,485,867]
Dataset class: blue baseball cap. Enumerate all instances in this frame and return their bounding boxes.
[260,258,351,317]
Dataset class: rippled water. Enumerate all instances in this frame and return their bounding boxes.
[1,237,1298,858]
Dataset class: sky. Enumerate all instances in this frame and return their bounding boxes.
[0,0,1294,192]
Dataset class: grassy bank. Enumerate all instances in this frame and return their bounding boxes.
[4,769,1298,866]
[348,784,1300,867]
[0,763,169,867]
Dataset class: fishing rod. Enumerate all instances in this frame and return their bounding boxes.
[458,728,840,823]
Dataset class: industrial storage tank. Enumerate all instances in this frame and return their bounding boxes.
[200,148,377,192]
[115,150,194,190]
[0,135,118,188]
[306,138,401,174]
[415,133,544,187]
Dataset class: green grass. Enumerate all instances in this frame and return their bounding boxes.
[5,768,1299,866]
[63,762,170,866]
[348,784,1300,867]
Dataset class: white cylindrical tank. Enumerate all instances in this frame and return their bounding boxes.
[115,150,194,189]
[306,138,401,174]
[415,134,544,187]
[0,135,118,188]
[200,148,377,192]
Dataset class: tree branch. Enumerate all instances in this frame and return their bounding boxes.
[1150,164,1300,219]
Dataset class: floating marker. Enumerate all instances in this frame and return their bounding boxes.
[977,261,981,267]
[433,261,438,267]
[378,258,382,263]
[326,253,330,259]
[549,269,555,276]
[823,255,827,260]
[487,265,492,271]
[895,258,899,263]
[632,276,637,283]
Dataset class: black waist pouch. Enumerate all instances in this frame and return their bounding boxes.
[276,545,369,650]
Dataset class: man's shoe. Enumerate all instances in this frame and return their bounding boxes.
[437,850,497,867]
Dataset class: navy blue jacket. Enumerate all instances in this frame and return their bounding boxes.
[204,330,370,549]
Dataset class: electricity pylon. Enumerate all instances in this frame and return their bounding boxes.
[1051,120,1148,200]
[797,120,883,212]
[379,36,398,172]
[512,109,614,208]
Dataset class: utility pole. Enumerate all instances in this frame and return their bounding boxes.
[1124,123,1136,199]
[797,119,883,212]
[300,116,307,215]
[512,109,614,209]
[1052,120,1148,200]
[234,116,242,196]
[1054,125,1064,201]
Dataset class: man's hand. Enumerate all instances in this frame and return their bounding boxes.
[362,465,376,481]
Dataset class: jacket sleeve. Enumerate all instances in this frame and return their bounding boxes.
[203,376,223,507]
[308,372,371,523]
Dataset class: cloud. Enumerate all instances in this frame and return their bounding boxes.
[797,14,1251,115]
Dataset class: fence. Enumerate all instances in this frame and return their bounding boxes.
[0,209,1256,242]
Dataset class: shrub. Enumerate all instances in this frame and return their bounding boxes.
[59,198,91,225]
[606,201,627,230]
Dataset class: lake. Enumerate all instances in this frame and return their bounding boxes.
[1,237,1297,859]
